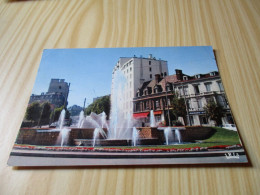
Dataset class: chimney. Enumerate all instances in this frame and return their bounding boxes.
[149,54,153,59]
[155,74,160,83]
[175,69,183,80]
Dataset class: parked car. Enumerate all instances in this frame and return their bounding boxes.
[223,124,237,131]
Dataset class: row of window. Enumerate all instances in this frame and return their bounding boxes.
[183,72,217,81]
[186,96,228,110]
[149,72,167,79]
[177,81,224,95]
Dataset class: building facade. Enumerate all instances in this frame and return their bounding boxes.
[29,79,70,108]
[111,54,169,119]
[173,70,232,126]
[133,69,233,127]
[133,74,179,126]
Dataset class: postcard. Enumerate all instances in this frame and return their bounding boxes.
[8,46,248,166]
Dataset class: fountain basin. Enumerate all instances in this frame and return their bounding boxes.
[74,138,160,146]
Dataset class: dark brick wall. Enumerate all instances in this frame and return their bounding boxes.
[137,126,215,143]
[181,127,216,142]
[15,128,60,146]
[16,128,109,146]
[15,127,215,146]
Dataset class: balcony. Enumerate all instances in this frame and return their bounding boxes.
[180,91,224,98]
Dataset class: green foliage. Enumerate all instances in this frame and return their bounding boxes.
[50,105,71,123]
[170,92,187,120]
[203,127,240,144]
[50,106,64,122]
[25,102,41,122]
[65,109,70,120]
[84,96,110,118]
[204,101,224,126]
[39,102,51,125]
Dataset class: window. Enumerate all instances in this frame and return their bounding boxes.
[206,97,214,104]
[189,116,194,125]
[166,84,171,91]
[183,76,188,80]
[218,95,227,107]
[155,100,160,108]
[149,61,151,65]
[149,67,152,72]
[164,72,167,76]
[167,98,171,106]
[205,83,212,92]
[194,85,200,94]
[150,74,152,79]
[217,81,224,91]
[130,67,132,71]
[186,99,191,109]
[183,86,188,95]
[200,116,208,124]
[195,74,201,79]
[210,72,216,76]
[178,87,183,95]
[59,86,61,89]
[145,101,149,110]
[197,98,203,108]
[161,73,163,77]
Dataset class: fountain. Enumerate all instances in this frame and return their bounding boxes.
[163,127,172,145]
[77,110,85,128]
[93,127,107,147]
[58,109,66,129]
[132,127,139,146]
[109,70,132,139]
[175,128,182,144]
[150,110,156,127]
[55,109,71,146]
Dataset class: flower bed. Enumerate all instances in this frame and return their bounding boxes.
[13,144,243,153]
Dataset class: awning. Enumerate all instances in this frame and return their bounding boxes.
[133,112,149,118]
[153,111,162,115]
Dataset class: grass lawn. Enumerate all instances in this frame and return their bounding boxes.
[97,127,241,149]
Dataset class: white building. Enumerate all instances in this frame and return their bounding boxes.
[111,54,169,119]
[173,71,233,126]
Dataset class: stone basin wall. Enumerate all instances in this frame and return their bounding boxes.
[181,126,216,142]
[15,128,60,146]
[15,126,215,146]
[15,128,108,146]
[136,126,216,143]
[137,127,165,144]
[68,128,108,145]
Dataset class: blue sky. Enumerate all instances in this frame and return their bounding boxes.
[32,46,218,107]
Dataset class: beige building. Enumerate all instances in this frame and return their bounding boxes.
[111,54,169,119]
[173,70,233,126]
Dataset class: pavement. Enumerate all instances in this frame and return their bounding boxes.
[7,149,248,166]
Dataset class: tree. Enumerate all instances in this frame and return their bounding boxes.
[39,102,51,126]
[84,96,110,119]
[204,101,224,126]
[25,102,41,123]
[170,92,187,125]
[50,106,64,122]
[50,105,71,123]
